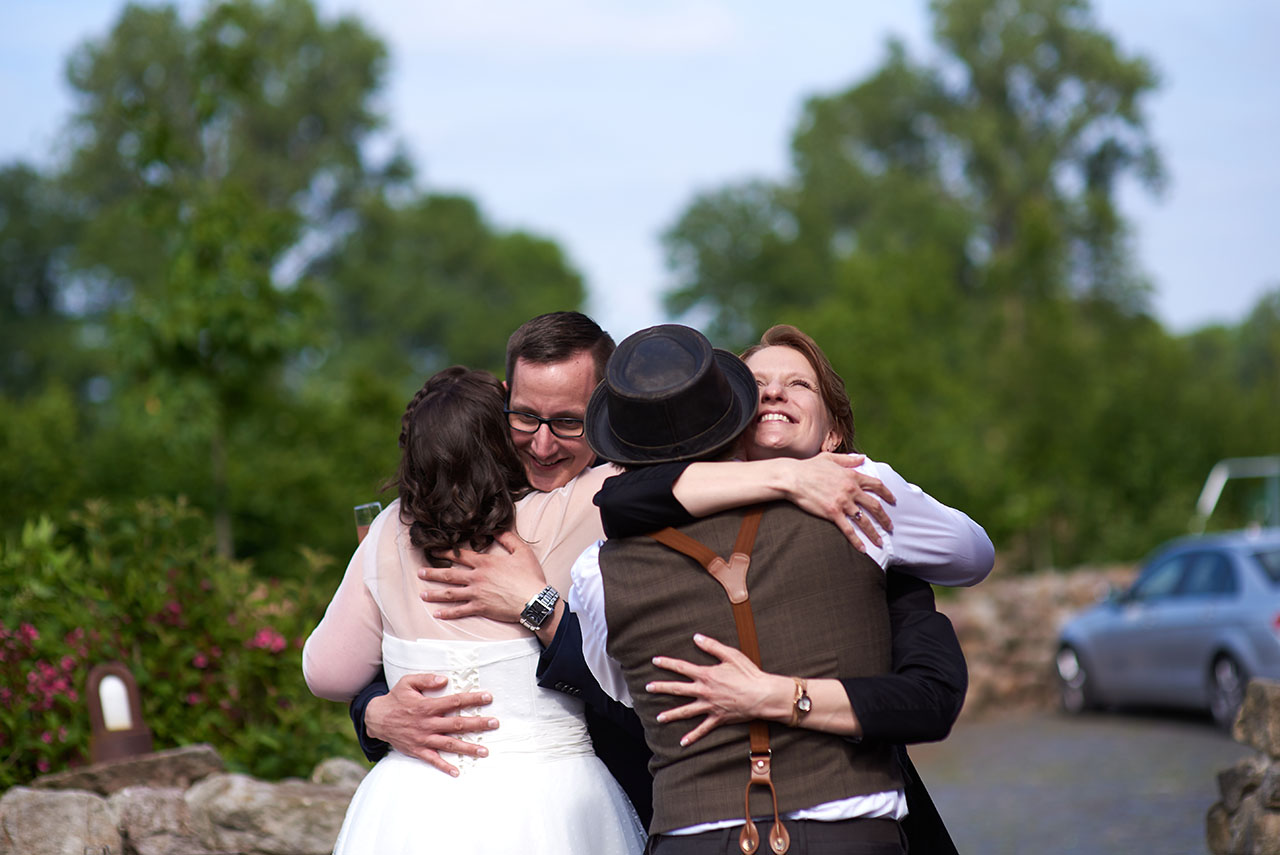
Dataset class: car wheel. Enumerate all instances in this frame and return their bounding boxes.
[1056,645,1096,714]
[1208,655,1248,731]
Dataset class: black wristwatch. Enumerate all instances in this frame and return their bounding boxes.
[518,585,560,631]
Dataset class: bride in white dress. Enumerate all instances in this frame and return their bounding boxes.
[303,367,644,855]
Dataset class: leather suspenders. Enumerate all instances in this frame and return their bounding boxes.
[648,508,791,855]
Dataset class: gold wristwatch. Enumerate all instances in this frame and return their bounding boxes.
[789,677,812,727]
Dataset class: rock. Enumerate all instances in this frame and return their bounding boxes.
[0,755,383,855]
[1219,755,1268,812]
[187,772,352,855]
[0,786,121,855]
[1207,801,1232,855]
[1261,763,1280,811]
[310,756,368,790]
[31,744,225,796]
[1226,791,1263,855]
[1214,786,1280,855]
[1231,791,1280,855]
[1209,682,1280,854]
[1235,681,1280,759]
[108,785,216,855]
[1252,812,1280,855]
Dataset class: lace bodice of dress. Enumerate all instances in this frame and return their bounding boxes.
[381,634,591,771]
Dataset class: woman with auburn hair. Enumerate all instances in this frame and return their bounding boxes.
[596,324,992,583]
[589,324,992,853]
[740,323,857,452]
[303,366,644,855]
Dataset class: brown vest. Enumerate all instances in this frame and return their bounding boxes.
[599,502,900,834]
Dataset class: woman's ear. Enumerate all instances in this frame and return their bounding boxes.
[821,431,841,453]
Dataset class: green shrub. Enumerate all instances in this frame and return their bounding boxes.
[0,498,361,788]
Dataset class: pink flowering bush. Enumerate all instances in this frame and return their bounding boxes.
[0,498,358,788]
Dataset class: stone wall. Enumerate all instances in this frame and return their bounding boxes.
[933,564,1138,717]
[0,746,365,855]
[1209,680,1280,855]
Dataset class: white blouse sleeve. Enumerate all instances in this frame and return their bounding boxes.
[860,458,995,587]
[568,540,634,707]
[301,512,387,702]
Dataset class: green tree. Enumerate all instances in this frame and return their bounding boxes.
[662,0,1184,569]
[0,0,592,577]
[0,165,86,396]
[59,0,389,557]
[317,191,587,382]
[929,0,1162,303]
[666,0,1162,338]
[63,0,388,282]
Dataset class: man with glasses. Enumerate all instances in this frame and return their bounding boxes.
[499,313,613,493]
[347,311,658,812]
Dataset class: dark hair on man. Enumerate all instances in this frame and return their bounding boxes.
[390,367,530,566]
[504,311,615,388]
[741,324,857,453]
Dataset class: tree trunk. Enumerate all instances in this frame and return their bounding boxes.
[211,414,234,560]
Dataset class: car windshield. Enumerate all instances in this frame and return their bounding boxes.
[1253,548,1280,584]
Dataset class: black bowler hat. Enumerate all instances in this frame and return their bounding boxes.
[585,324,758,465]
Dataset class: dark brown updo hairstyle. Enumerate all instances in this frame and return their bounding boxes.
[392,366,530,566]
[740,324,857,453]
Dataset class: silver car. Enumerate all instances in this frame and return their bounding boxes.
[1055,529,1280,728]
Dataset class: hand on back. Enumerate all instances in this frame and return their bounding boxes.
[366,673,499,777]
[419,530,548,623]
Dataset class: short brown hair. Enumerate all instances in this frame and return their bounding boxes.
[741,324,856,453]
[504,311,615,390]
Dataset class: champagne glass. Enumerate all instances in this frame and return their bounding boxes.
[354,502,382,543]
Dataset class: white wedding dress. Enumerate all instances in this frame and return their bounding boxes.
[331,635,645,855]
[304,491,641,855]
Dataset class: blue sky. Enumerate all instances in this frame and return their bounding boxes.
[2,0,1277,341]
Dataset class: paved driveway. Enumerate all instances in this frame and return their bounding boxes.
[908,710,1255,854]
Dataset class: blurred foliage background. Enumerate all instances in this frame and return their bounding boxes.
[1,0,1277,783]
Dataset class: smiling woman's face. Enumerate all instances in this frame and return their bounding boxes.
[742,345,839,460]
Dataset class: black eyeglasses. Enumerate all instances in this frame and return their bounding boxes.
[504,409,586,439]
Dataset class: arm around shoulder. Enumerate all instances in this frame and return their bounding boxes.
[594,462,696,538]
[872,460,994,587]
